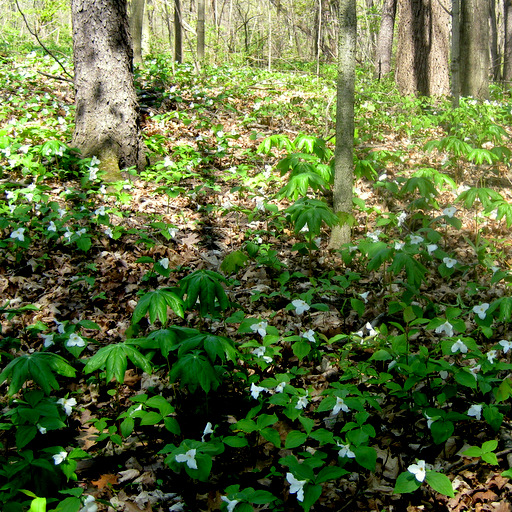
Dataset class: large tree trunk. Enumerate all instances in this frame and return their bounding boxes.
[395,0,450,96]
[71,0,146,175]
[460,0,489,98]
[375,0,397,78]
[503,0,512,81]
[329,0,355,248]
[130,0,146,66]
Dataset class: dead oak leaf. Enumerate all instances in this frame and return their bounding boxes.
[91,473,118,489]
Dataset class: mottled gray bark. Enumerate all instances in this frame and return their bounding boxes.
[503,0,512,81]
[71,0,146,175]
[375,0,397,78]
[329,0,355,249]
[130,0,145,65]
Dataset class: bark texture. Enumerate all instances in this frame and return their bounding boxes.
[375,0,397,78]
[130,0,146,66]
[460,0,489,98]
[503,0,512,81]
[71,0,146,174]
[329,0,355,249]
[395,0,450,96]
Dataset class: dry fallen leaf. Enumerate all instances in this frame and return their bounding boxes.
[91,473,119,489]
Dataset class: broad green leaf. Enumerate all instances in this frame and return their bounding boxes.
[315,466,349,484]
[353,446,377,471]
[285,430,307,449]
[260,427,281,447]
[394,471,421,494]
[425,471,454,497]
[300,484,322,512]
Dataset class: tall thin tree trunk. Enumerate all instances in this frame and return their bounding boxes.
[174,0,183,63]
[451,0,461,106]
[375,0,397,78]
[197,0,205,64]
[316,0,322,75]
[268,0,272,70]
[504,0,512,80]
[329,0,355,248]
[130,0,145,65]
[490,0,500,80]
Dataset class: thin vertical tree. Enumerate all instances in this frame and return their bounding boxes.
[460,0,489,98]
[329,0,356,248]
[174,0,183,63]
[374,0,397,79]
[130,0,145,65]
[504,0,512,81]
[451,0,460,106]
[197,0,205,64]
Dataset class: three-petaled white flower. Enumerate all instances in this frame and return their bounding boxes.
[41,334,54,348]
[427,244,438,255]
[443,206,457,218]
[53,451,68,465]
[250,383,266,399]
[359,292,369,303]
[250,321,268,338]
[292,299,310,315]
[251,346,272,363]
[397,212,407,227]
[301,329,316,342]
[337,442,356,459]
[94,206,106,216]
[435,321,454,337]
[10,227,25,241]
[469,365,481,379]
[67,333,86,347]
[332,397,350,415]
[295,393,308,410]
[175,448,198,469]
[158,257,169,270]
[57,397,77,416]
[48,221,57,233]
[487,350,497,364]
[221,496,239,512]
[201,422,214,442]
[79,495,98,512]
[467,404,483,420]
[443,257,457,268]
[472,303,489,320]
[286,472,307,502]
[451,339,468,354]
[37,424,47,434]
[499,340,512,353]
[409,235,424,245]
[408,460,426,482]
[367,230,382,242]
[425,414,435,428]
[395,241,405,250]
[275,382,286,393]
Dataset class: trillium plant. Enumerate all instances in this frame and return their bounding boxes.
[394,460,454,497]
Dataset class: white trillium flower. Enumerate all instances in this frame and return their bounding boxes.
[439,370,449,380]
[41,334,55,348]
[52,451,68,465]
[427,244,438,255]
[359,292,369,303]
[48,221,57,232]
[37,424,47,434]
[467,404,483,420]
[397,212,407,226]
[10,227,25,241]
[292,299,310,315]
[57,397,77,416]
[286,472,307,502]
[408,460,426,482]
[443,257,458,268]
[221,496,239,512]
[295,393,308,410]
[67,332,86,347]
[79,495,98,512]
[251,346,272,363]
[89,168,98,181]
[337,442,356,459]
[451,339,468,354]
[90,156,100,166]
[367,230,382,242]
[250,321,268,338]
[201,422,214,442]
[275,382,286,393]
[175,448,198,469]
[425,414,435,428]
[158,257,169,270]
[301,329,316,342]
[435,321,454,337]
[443,206,457,218]
[94,206,106,216]
[469,365,481,379]
[250,383,266,399]
[394,241,405,250]
[472,303,489,320]
[104,228,113,238]
[487,350,497,364]
[332,397,349,415]
[499,340,512,353]
[409,235,424,245]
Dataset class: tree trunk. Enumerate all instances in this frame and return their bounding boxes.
[130,0,145,65]
[489,0,500,80]
[395,0,450,96]
[375,0,397,78]
[197,0,205,63]
[451,0,461,106]
[174,0,183,63]
[71,0,146,176]
[460,0,489,98]
[329,0,355,249]
[504,0,512,80]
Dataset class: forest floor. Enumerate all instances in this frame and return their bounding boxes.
[2,53,512,512]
